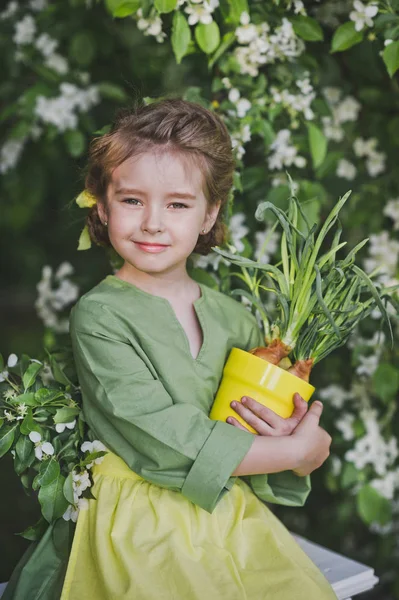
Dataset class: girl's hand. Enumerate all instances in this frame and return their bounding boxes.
[226,393,308,436]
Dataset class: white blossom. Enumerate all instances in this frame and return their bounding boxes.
[30,0,48,9]
[72,469,91,501]
[13,15,36,45]
[268,129,306,170]
[355,353,380,377]
[270,82,315,121]
[81,440,107,454]
[336,413,356,441]
[228,213,249,253]
[29,431,55,461]
[366,151,386,177]
[370,470,399,500]
[35,263,79,333]
[34,84,99,132]
[318,384,354,409]
[349,1,378,32]
[7,354,18,368]
[55,420,76,433]
[34,33,58,57]
[62,497,89,523]
[330,455,342,477]
[228,88,252,118]
[45,53,69,74]
[337,159,357,180]
[345,409,398,477]
[353,137,378,157]
[231,123,251,160]
[333,96,361,124]
[136,8,167,41]
[384,198,399,230]
[0,1,18,20]
[234,16,304,77]
[254,227,280,264]
[322,116,344,142]
[323,87,342,105]
[0,138,26,174]
[363,231,399,281]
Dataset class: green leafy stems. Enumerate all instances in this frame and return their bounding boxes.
[212,175,398,382]
[0,351,107,541]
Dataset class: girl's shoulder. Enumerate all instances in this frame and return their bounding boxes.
[69,276,126,333]
[202,284,258,329]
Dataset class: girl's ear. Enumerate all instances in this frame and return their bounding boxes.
[205,200,221,230]
[97,201,108,225]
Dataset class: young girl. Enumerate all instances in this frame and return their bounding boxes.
[5,98,336,600]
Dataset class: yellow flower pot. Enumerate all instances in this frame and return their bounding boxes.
[209,348,315,434]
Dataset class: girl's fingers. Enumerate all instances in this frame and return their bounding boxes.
[239,397,284,430]
[287,393,309,426]
[226,416,253,433]
[229,399,275,435]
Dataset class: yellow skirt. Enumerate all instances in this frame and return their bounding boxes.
[61,453,337,600]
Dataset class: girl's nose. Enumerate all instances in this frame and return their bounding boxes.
[141,206,165,233]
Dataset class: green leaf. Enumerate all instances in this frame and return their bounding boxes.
[36,458,60,487]
[291,16,324,42]
[64,130,85,158]
[22,362,43,391]
[252,120,275,145]
[154,0,177,13]
[105,0,140,17]
[69,32,96,66]
[63,472,75,504]
[195,21,220,54]
[10,392,38,407]
[171,11,191,64]
[97,82,128,102]
[331,22,363,53]
[17,517,47,542]
[227,0,249,25]
[49,356,73,386]
[208,32,235,68]
[383,40,399,78]
[38,473,69,523]
[340,462,360,489]
[0,424,18,458]
[54,407,80,424]
[307,123,327,169]
[34,389,64,405]
[0,354,4,371]
[372,363,399,403]
[77,225,92,251]
[15,435,33,463]
[357,484,392,526]
[20,408,42,436]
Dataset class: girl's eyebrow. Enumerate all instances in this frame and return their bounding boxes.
[115,187,196,200]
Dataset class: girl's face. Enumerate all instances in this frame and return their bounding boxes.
[99,150,220,280]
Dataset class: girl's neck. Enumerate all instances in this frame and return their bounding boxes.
[114,266,199,303]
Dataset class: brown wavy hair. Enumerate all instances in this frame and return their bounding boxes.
[85,97,236,255]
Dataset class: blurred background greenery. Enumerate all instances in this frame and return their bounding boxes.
[1,0,399,597]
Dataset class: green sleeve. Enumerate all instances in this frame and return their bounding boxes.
[69,302,256,515]
[241,310,312,507]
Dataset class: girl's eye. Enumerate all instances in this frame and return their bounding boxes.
[122,198,188,209]
[122,198,141,205]
[170,203,188,209]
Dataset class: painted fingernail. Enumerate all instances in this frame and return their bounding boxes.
[231,401,237,408]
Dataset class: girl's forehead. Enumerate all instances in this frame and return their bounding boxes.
[110,150,204,194]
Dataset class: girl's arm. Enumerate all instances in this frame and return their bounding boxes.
[231,435,297,476]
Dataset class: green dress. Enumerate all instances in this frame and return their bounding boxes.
[4,275,337,600]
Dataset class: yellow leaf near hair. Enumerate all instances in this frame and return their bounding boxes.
[76,190,97,208]
[77,225,92,251]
